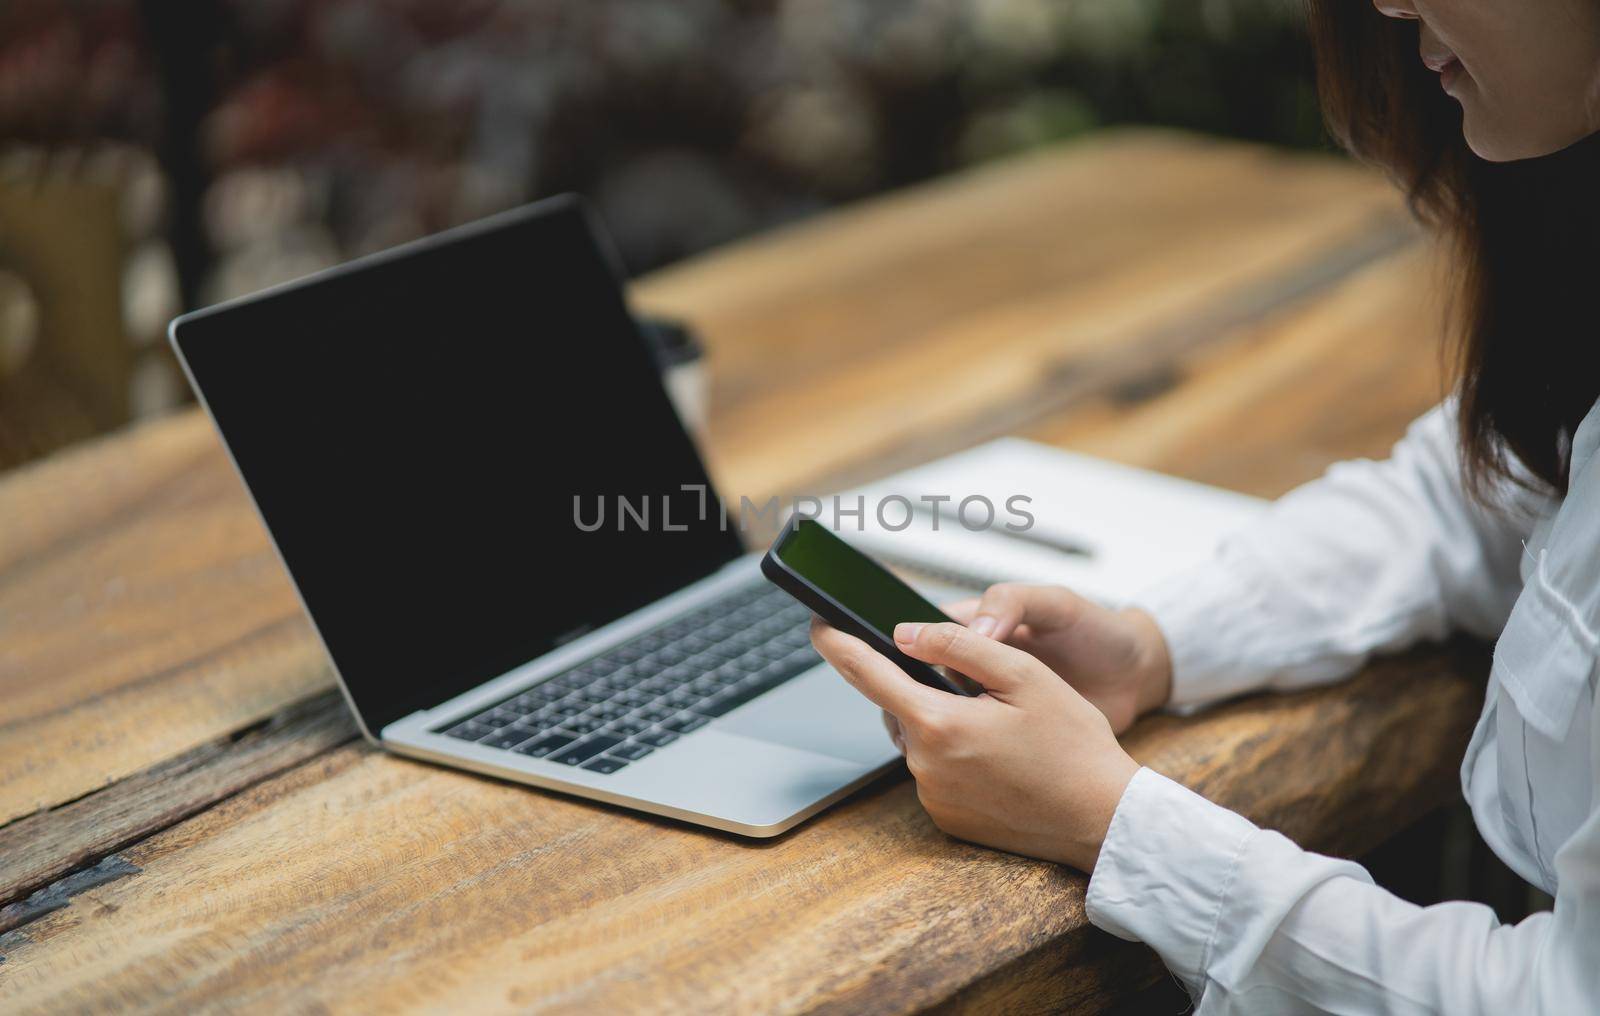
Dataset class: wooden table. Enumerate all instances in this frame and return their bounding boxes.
[0,130,1486,1013]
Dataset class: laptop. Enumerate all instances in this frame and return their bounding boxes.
[170,195,901,837]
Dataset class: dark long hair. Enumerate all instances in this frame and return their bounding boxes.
[1306,1,1600,498]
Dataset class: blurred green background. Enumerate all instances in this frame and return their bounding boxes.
[0,0,1322,469]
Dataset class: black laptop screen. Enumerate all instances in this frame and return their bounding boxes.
[174,199,744,733]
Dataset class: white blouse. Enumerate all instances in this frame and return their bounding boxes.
[1091,399,1600,1013]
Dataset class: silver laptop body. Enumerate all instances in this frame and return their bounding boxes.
[382,554,900,836]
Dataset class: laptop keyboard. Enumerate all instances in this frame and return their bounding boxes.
[436,580,819,774]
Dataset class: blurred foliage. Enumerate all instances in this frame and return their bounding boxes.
[0,0,1325,294]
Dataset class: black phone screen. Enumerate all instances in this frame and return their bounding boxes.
[774,519,949,638]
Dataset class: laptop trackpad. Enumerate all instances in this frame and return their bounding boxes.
[717,666,894,766]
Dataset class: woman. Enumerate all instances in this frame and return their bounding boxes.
[811,1,1600,1011]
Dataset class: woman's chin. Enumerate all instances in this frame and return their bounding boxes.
[1462,107,1600,163]
[1463,130,1527,164]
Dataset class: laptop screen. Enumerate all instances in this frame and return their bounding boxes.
[173,198,744,733]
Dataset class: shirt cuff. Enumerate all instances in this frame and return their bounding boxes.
[1085,767,1259,994]
[1127,558,1275,713]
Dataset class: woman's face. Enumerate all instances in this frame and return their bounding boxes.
[1373,0,1600,161]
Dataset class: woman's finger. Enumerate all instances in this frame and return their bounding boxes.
[971,583,1089,642]
[940,598,980,624]
[892,620,1040,697]
[810,618,946,718]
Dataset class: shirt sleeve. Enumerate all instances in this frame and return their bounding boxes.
[1086,765,1600,1014]
[1128,403,1532,710]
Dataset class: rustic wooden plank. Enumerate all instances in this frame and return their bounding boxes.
[635,129,1411,502]
[1021,242,1452,497]
[0,857,145,943]
[0,412,334,827]
[0,645,1482,1013]
[926,929,1169,1016]
[742,214,1420,503]
[0,690,355,916]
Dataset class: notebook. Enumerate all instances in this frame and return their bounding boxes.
[820,438,1267,604]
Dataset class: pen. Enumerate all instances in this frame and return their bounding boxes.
[910,502,1094,558]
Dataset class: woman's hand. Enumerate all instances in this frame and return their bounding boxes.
[811,617,1141,871]
[947,584,1173,734]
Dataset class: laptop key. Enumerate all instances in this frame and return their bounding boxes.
[581,756,629,774]
[659,664,694,684]
[695,696,732,718]
[602,670,644,690]
[757,642,794,661]
[605,719,649,737]
[482,728,535,749]
[550,735,623,766]
[615,644,647,663]
[705,641,742,661]
[785,648,822,670]
[636,729,679,748]
[562,715,605,735]
[759,660,799,681]
[514,733,575,757]
[611,741,654,760]
[445,720,495,741]
[663,714,709,734]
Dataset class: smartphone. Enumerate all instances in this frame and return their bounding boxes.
[762,518,975,695]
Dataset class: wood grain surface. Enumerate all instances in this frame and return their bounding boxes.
[0,130,1483,1014]
[0,650,1482,1014]
[635,130,1414,501]
[1024,241,1453,494]
[0,412,333,827]
[0,691,355,920]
